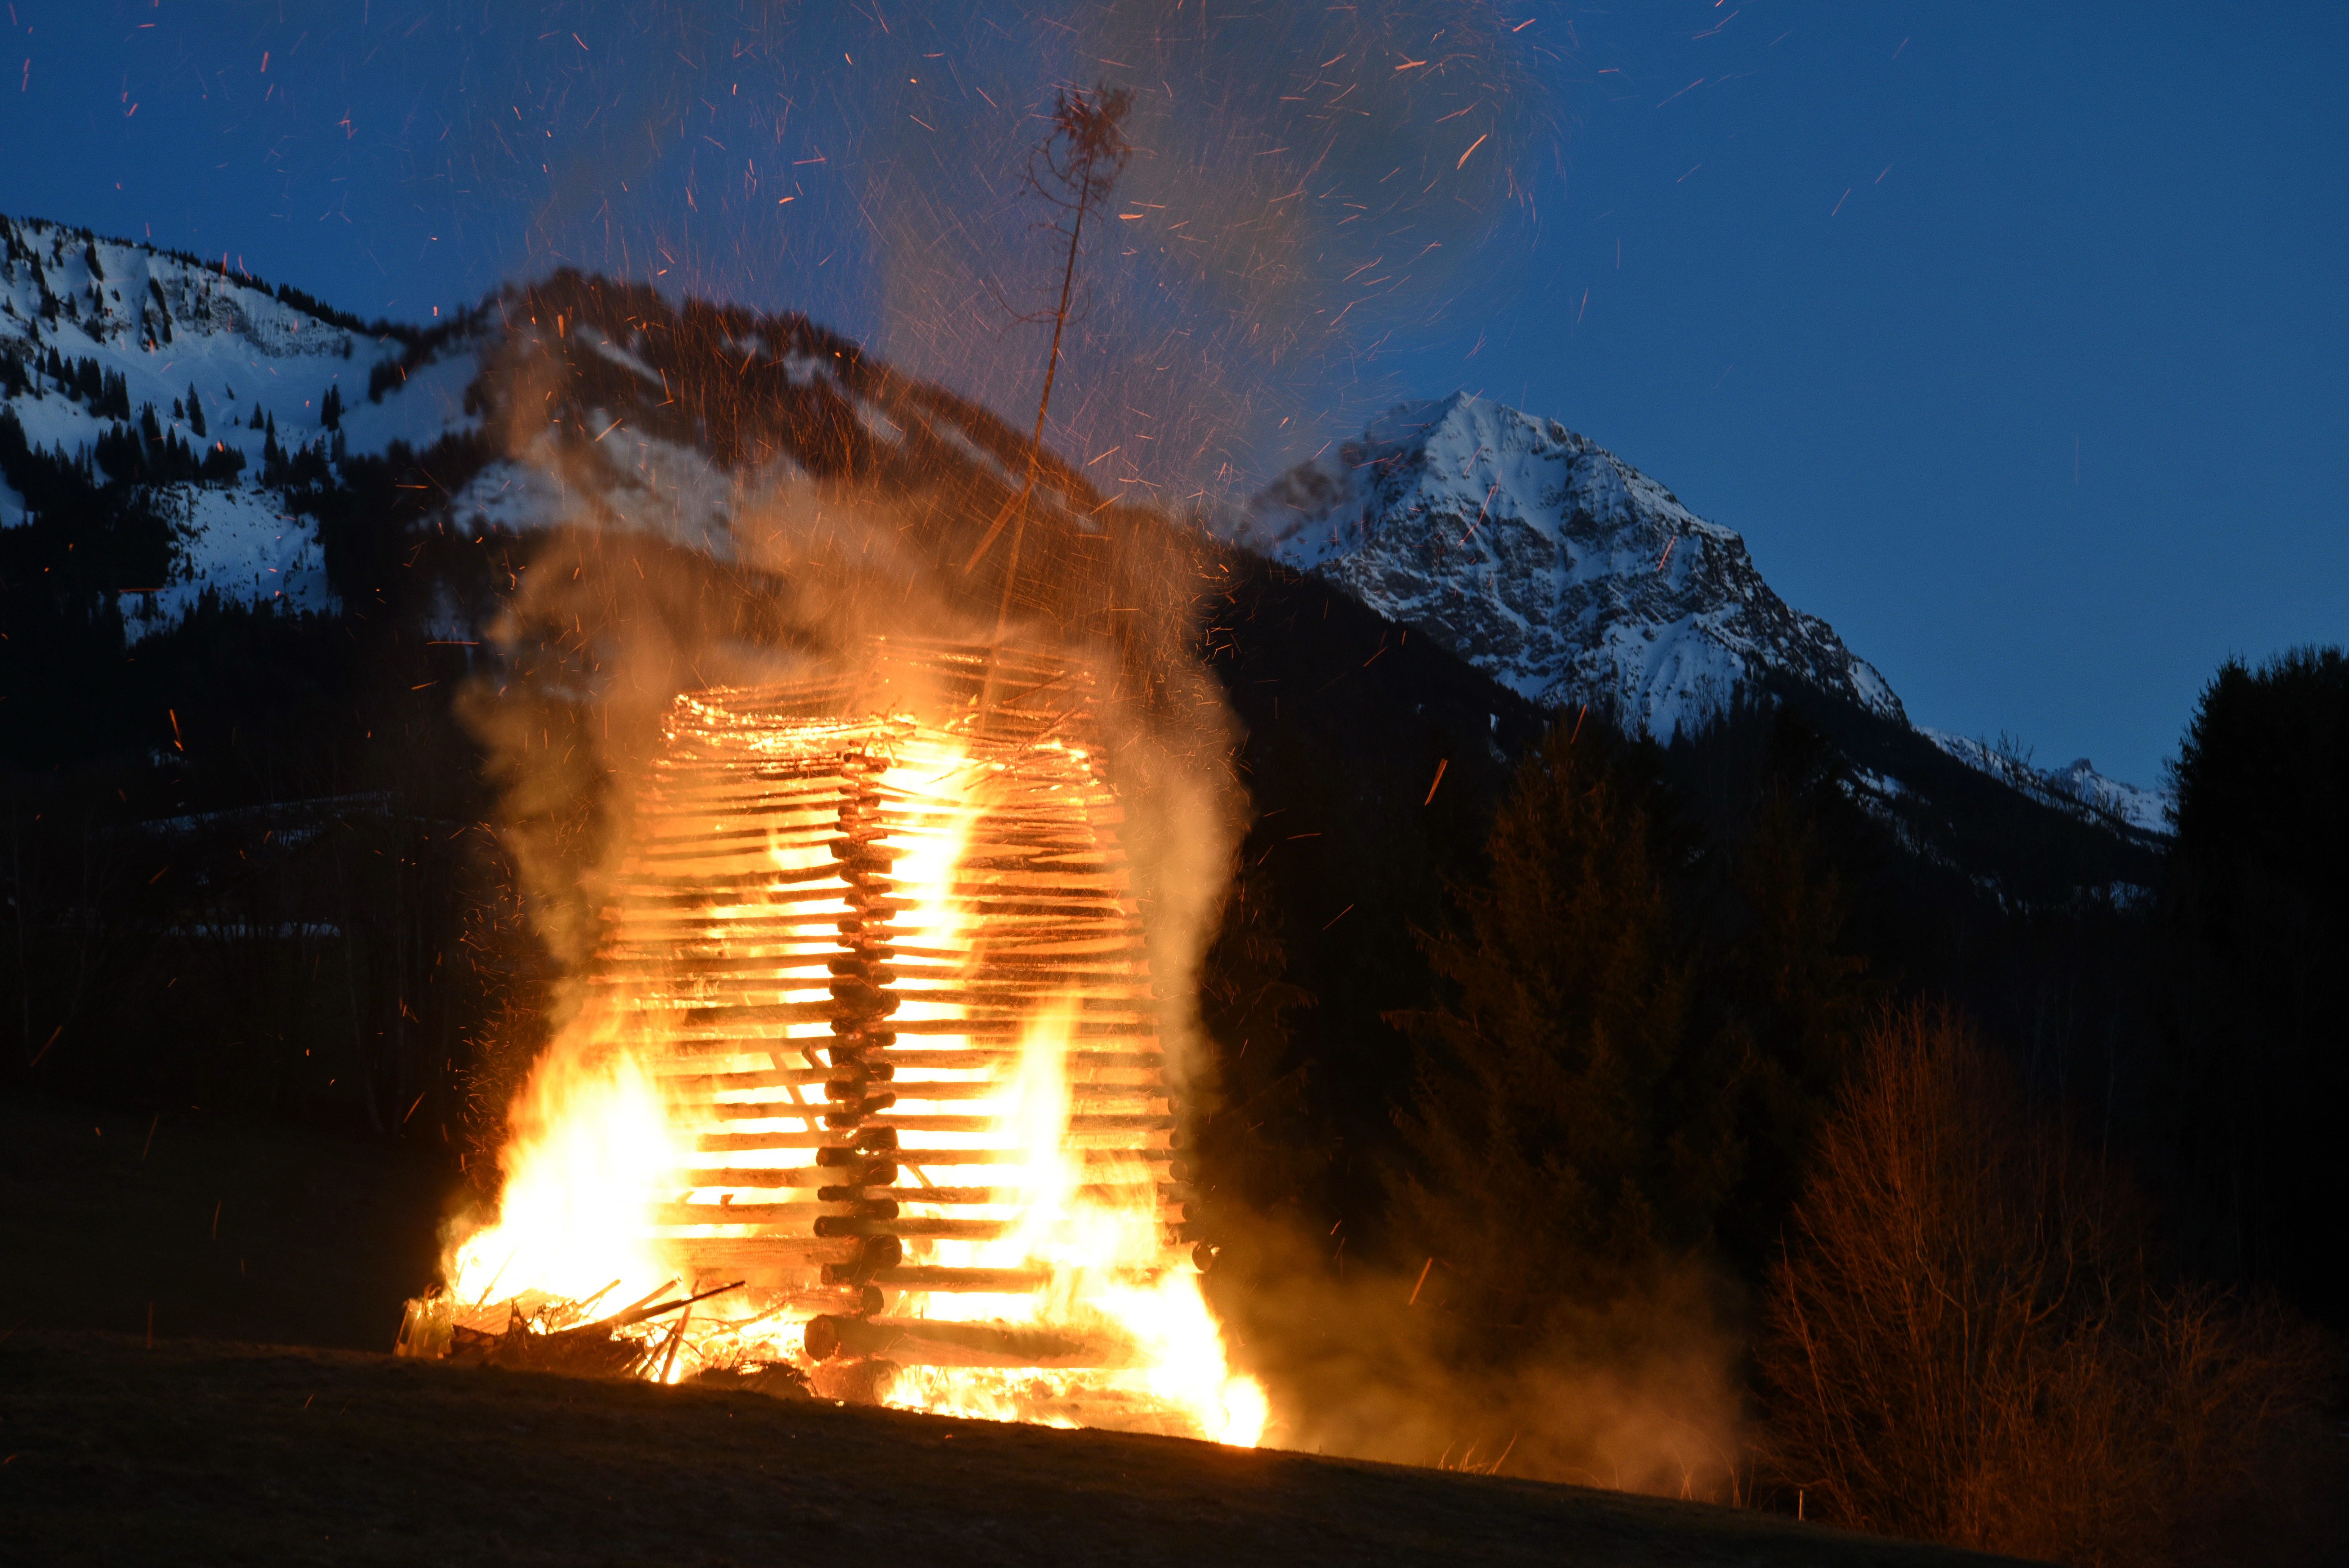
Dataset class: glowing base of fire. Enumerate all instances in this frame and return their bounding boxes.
[402,1266,1265,1447]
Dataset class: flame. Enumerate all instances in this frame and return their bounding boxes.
[446,1018,681,1312]
[886,1002,1268,1445]
[426,702,1264,1445]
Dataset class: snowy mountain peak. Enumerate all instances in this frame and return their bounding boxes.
[1222,392,1903,738]
[1922,730,2173,839]
[0,215,478,631]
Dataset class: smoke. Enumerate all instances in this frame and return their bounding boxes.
[844,0,1563,502]
[1210,1211,1748,1494]
[422,1,1561,510]
[448,291,1251,1179]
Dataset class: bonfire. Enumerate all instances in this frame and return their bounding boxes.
[398,637,1266,1447]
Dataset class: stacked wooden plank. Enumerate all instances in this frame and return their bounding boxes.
[595,639,1189,1359]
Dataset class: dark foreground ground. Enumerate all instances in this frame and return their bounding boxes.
[1,1090,2032,1566]
[0,1091,457,1352]
[2,1333,2026,1568]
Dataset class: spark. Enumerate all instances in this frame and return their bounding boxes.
[1455,132,1487,169]
[1459,481,1499,545]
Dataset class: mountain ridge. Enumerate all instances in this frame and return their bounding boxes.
[1225,391,2169,833]
[0,214,2167,839]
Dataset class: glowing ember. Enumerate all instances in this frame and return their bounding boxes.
[407,641,1265,1444]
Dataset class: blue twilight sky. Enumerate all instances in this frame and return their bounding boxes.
[2,2,2343,788]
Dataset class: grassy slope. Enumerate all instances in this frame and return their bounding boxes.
[0,1089,2032,1566]
[1,1334,2030,1568]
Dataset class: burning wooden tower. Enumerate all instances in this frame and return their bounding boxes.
[599,636,1194,1395]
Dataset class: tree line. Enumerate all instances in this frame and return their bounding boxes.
[1188,647,2347,1565]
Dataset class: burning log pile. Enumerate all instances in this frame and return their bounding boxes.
[405,638,1264,1443]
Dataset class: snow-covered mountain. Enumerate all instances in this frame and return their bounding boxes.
[1922,730,2171,838]
[3,217,2171,843]
[0,215,474,631]
[1224,393,1903,738]
[1225,393,2176,837]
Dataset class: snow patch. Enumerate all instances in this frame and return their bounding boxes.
[1922,729,2173,838]
[120,483,335,639]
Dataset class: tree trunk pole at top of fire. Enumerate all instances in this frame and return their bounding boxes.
[964,83,1133,728]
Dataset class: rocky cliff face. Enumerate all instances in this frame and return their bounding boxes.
[1223,392,1903,738]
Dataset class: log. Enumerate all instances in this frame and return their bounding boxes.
[697,1129,868,1153]
[713,1281,883,1317]
[624,824,839,846]
[659,1033,868,1058]
[590,958,843,980]
[813,1215,1008,1240]
[652,1201,837,1225]
[652,1065,834,1090]
[882,939,1147,961]
[665,1237,861,1267]
[693,1101,833,1126]
[880,1147,1174,1168]
[880,1048,1163,1070]
[612,864,845,890]
[695,1098,864,1122]
[865,1265,1052,1293]
[803,1315,1133,1369]
[677,1165,836,1189]
[856,1112,1175,1135]
[655,1016,1157,1042]
[881,1080,1168,1105]
[649,996,1155,1025]
[610,887,883,911]
[882,1183,1188,1207]
[855,1018,1158,1039]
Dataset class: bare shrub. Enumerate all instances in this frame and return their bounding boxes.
[1760,1004,2338,1566]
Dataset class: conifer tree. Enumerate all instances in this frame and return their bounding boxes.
[185,384,205,438]
[319,383,342,431]
[2159,646,2349,1311]
[1390,716,1746,1351]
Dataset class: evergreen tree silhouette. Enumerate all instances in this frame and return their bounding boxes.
[1390,715,1745,1350]
[2160,645,2349,1317]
